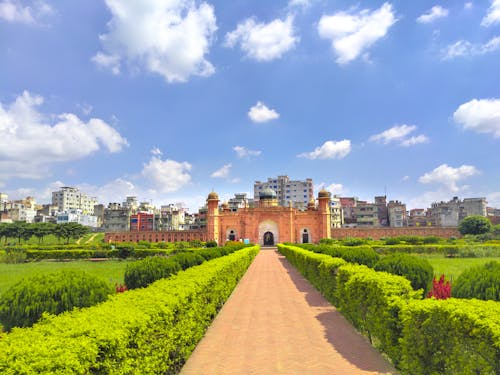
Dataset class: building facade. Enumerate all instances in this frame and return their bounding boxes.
[106,189,332,245]
[254,175,313,210]
[388,200,407,227]
[52,187,97,215]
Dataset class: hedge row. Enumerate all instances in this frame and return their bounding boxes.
[278,244,500,374]
[372,244,500,257]
[293,244,380,267]
[23,248,175,261]
[0,245,259,374]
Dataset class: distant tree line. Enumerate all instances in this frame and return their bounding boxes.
[0,222,90,245]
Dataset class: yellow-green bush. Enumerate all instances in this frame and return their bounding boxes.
[0,246,259,374]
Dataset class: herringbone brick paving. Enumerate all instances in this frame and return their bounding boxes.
[180,248,397,374]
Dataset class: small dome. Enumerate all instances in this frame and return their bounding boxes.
[318,189,331,198]
[308,199,316,207]
[207,191,219,200]
[259,188,277,200]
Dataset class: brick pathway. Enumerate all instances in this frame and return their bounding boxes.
[180,248,397,375]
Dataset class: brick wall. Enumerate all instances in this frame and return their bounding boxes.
[331,227,460,240]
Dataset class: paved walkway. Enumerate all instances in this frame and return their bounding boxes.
[180,248,397,375]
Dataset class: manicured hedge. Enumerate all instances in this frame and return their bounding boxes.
[0,270,113,331]
[294,244,380,267]
[278,244,500,373]
[372,244,500,257]
[453,261,500,301]
[400,298,500,374]
[0,245,259,374]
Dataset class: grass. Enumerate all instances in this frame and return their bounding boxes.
[418,255,500,281]
[1,233,105,247]
[0,260,130,297]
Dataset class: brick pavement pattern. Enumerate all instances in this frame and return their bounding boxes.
[180,248,397,375]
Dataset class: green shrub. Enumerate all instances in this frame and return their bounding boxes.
[0,270,113,331]
[117,245,134,259]
[25,249,94,260]
[124,256,181,289]
[302,244,380,267]
[423,236,441,244]
[374,253,434,294]
[0,246,259,374]
[205,240,217,248]
[171,252,205,270]
[342,237,366,246]
[400,298,500,374]
[453,261,500,301]
[384,237,401,245]
[458,215,493,235]
[0,249,26,263]
[336,264,419,364]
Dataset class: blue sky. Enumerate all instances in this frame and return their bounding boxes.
[1,0,499,211]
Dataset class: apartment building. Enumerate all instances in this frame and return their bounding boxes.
[330,195,344,228]
[339,197,357,225]
[254,175,313,210]
[387,200,407,227]
[52,187,97,215]
[103,203,131,232]
[355,201,379,227]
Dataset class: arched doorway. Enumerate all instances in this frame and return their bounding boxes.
[302,229,309,244]
[263,231,274,246]
[258,220,279,246]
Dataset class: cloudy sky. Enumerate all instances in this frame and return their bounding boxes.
[1,0,499,211]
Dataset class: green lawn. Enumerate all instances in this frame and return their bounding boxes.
[419,255,500,281]
[0,260,130,297]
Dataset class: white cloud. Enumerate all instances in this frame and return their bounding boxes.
[233,146,261,158]
[442,36,500,59]
[0,91,128,181]
[141,155,192,193]
[211,163,232,178]
[151,147,163,156]
[326,183,344,195]
[419,164,480,192]
[317,2,397,64]
[93,0,217,83]
[248,101,280,123]
[486,191,500,207]
[453,98,500,138]
[482,0,500,26]
[224,15,298,61]
[298,140,351,160]
[465,2,473,10]
[417,6,449,23]
[400,134,429,147]
[402,175,410,181]
[288,0,312,9]
[370,124,428,146]
[0,0,52,24]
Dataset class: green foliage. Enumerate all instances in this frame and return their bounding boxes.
[342,237,366,246]
[400,298,500,374]
[384,237,401,245]
[458,215,493,235]
[0,248,26,264]
[124,257,181,289]
[422,236,441,244]
[205,240,217,247]
[297,244,380,267]
[0,270,113,331]
[453,261,500,301]
[374,253,434,294]
[0,246,259,374]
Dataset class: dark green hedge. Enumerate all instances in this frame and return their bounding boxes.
[0,245,259,374]
[278,244,500,373]
[400,298,500,374]
[453,261,500,301]
[0,271,113,331]
[295,244,380,267]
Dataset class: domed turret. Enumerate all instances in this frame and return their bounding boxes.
[259,188,277,200]
[207,191,219,200]
[318,189,331,199]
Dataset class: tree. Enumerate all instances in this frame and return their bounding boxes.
[458,215,492,235]
[55,223,89,244]
[32,222,56,244]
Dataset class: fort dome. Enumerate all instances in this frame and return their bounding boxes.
[259,188,277,200]
[207,191,219,200]
[318,189,331,198]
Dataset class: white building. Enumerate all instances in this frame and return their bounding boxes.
[0,193,8,210]
[52,187,97,215]
[254,175,313,210]
[57,209,98,228]
[330,195,344,228]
